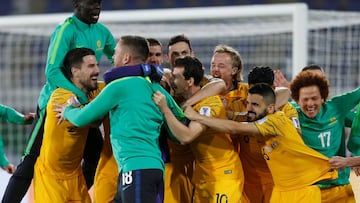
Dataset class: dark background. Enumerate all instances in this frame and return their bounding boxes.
[1,0,360,16]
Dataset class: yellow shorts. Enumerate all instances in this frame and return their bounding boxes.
[270,185,321,203]
[320,184,355,203]
[34,167,91,203]
[192,179,243,203]
[164,160,194,203]
[93,153,118,203]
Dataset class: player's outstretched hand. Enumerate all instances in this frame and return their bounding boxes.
[24,113,35,122]
[53,103,66,125]
[2,163,15,174]
[274,69,290,88]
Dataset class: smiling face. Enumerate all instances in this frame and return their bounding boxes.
[171,66,190,98]
[73,54,100,93]
[297,85,324,118]
[210,52,237,85]
[74,0,102,24]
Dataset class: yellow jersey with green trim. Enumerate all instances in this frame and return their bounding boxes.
[36,82,105,178]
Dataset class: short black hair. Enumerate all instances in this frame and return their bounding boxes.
[167,34,192,52]
[174,56,204,86]
[62,47,95,80]
[248,66,274,86]
[248,83,276,105]
[147,38,162,47]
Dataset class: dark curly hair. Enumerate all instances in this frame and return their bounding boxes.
[290,70,330,102]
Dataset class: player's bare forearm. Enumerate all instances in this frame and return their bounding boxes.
[329,156,360,170]
[153,91,203,144]
[183,78,225,109]
[185,105,259,135]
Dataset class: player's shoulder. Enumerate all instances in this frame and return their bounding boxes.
[49,88,73,105]
[94,21,109,29]
[93,22,112,33]
[58,16,76,28]
[51,88,73,98]
[52,17,76,35]
[237,82,249,89]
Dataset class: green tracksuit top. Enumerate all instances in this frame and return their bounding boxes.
[348,102,360,156]
[294,87,360,186]
[64,76,184,173]
[38,15,115,110]
[0,104,32,166]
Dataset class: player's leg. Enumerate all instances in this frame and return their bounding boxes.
[2,107,46,203]
[82,127,103,189]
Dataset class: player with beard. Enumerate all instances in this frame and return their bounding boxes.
[2,1,116,202]
[152,56,244,203]
[33,48,101,202]
[182,83,338,203]
[290,70,360,203]
[238,66,300,203]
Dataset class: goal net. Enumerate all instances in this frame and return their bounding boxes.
[0,3,360,162]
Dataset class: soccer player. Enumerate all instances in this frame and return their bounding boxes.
[238,66,300,203]
[210,44,247,123]
[290,70,360,203]
[33,47,103,202]
[208,44,248,161]
[146,38,164,66]
[99,35,226,203]
[2,0,116,202]
[161,34,226,203]
[54,35,184,203]
[347,96,360,159]
[152,56,244,203]
[0,104,34,174]
[182,83,338,203]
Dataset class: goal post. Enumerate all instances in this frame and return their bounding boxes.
[0,3,308,78]
[2,3,360,163]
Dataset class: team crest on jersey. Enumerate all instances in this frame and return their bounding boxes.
[329,117,337,126]
[199,106,211,117]
[96,40,103,50]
